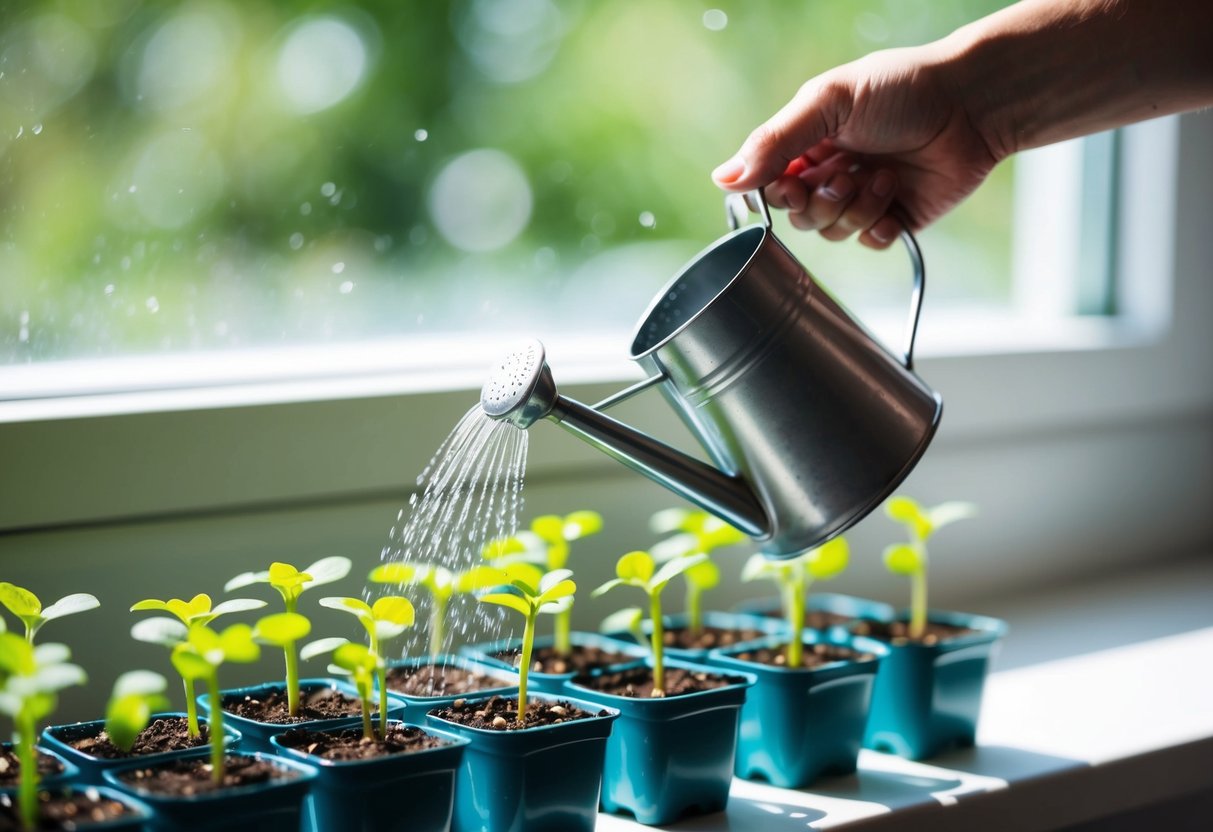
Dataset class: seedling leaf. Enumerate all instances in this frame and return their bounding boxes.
[615,551,655,583]
[319,597,373,619]
[480,593,531,617]
[301,637,349,662]
[40,593,100,622]
[537,579,576,606]
[651,553,709,590]
[0,583,40,618]
[883,543,923,576]
[806,537,849,580]
[563,510,603,539]
[684,559,720,591]
[209,599,268,617]
[370,597,415,627]
[302,556,353,587]
[224,571,269,592]
[253,612,311,647]
[591,578,625,597]
[131,617,189,646]
[928,501,978,530]
[113,670,168,699]
[600,607,643,635]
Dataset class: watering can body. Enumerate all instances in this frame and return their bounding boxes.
[482,192,942,559]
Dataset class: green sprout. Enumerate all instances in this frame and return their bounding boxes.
[484,510,603,656]
[0,633,87,830]
[251,612,312,718]
[0,582,99,644]
[300,640,382,741]
[651,508,746,636]
[883,496,977,639]
[170,623,260,783]
[592,551,707,695]
[316,596,415,737]
[367,563,505,658]
[225,558,351,716]
[105,671,171,753]
[130,593,266,737]
[475,564,576,722]
[599,607,644,646]
[741,537,849,668]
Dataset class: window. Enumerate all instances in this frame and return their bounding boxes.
[2,0,1026,389]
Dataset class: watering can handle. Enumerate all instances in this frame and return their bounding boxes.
[725,189,926,371]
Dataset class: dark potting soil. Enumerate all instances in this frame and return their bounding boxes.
[759,609,855,629]
[116,754,297,797]
[851,619,977,646]
[65,716,209,760]
[492,644,634,675]
[387,663,509,698]
[0,788,136,830]
[577,665,746,698]
[222,685,361,724]
[732,642,876,669]
[430,694,606,730]
[661,625,767,651]
[276,725,450,761]
[0,749,63,787]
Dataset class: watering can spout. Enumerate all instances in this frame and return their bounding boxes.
[480,339,771,538]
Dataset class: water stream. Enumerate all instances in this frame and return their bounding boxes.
[372,405,529,660]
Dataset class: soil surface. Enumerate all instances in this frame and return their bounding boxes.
[661,625,768,651]
[116,754,297,797]
[492,644,634,675]
[0,788,136,830]
[758,609,855,630]
[276,725,450,761]
[430,694,605,730]
[731,642,876,669]
[65,717,209,760]
[387,663,510,698]
[851,619,977,646]
[576,665,746,698]
[0,750,64,787]
[222,684,361,724]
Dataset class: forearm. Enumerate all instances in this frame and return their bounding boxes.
[942,0,1213,158]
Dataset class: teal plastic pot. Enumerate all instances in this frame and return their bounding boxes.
[0,785,154,830]
[567,658,755,826]
[733,593,896,636]
[384,655,518,722]
[198,678,399,753]
[271,720,467,832]
[426,692,618,832]
[605,611,787,662]
[459,632,647,694]
[103,750,316,832]
[0,743,78,792]
[707,633,886,787]
[40,713,241,786]
[863,609,1007,760]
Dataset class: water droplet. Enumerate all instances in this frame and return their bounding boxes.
[14,126,23,139]
[289,232,304,250]
[104,284,115,295]
[300,202,312,216]
[128,185,137,193]
[31,123,42,135]
[639,211,656,228]
[702,9,728,30]
[120,256,132,270]
[332,262,345,274]
[320,182,336,197]
[414,128,428,142]
[145,296,160,313]
[338,280,354,294]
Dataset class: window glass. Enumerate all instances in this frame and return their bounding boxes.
[1,0,1014,367]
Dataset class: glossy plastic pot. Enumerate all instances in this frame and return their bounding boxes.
[0,743,79,793]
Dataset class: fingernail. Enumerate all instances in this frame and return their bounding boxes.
[871,170,896,198]
[712,157,746,184]
[871,220,895,243]
[819,174,852,202]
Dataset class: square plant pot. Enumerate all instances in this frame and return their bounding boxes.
[198,678,399,753]
[567,658,755,826]
[426,692,619,832]
[40,712,241,786]
[103,749,317,832]
[383,655,518,723]
[707,633,887,787]
[605,611,787,662]
[271,720,468,832]
[1,743,79,793]
[733,592,896,636]
[861,609,1008,760]
[460,632,647,694]
[0,784,154,831]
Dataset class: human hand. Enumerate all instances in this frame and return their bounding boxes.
[712,45,1002,249]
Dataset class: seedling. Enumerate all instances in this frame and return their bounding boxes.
[475,564,575,721]
[300,640,382,741]
[0,633,87,830]
[592,551,707,695]
[368,562,505,658]
[170,623,260,783]
[651,509,745,635]
[741,537,849,668]
[225,558,351,716]
[599,607,644,646]
[883,496,977,639]
[105,670,171,753]
[251,612,312,718]
[316,596,415,736]
[0,582,99,644]
[484,510,603,655]
[130,593,266,737]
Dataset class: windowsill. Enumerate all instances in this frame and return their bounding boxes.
[598,556,1213,830]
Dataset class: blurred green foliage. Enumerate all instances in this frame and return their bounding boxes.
[0,0,1012,364]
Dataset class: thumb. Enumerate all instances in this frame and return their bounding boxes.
[712,78,851,192]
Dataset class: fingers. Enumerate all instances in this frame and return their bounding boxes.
[712,77,852,192]
[766,152,901,246]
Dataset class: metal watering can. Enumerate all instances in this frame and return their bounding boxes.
[481,191,942,559]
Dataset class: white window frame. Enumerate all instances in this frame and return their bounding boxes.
[1,112,1210,537]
